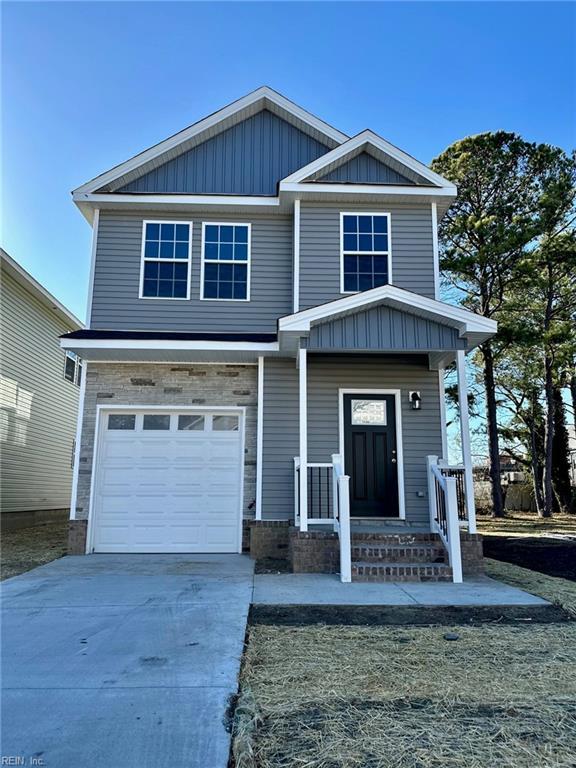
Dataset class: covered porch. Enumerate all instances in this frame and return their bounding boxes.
[274,285,497,584]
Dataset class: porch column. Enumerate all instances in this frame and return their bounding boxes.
[298,346,308,531]
[456,349,477,533]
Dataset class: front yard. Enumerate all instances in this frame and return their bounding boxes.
[1,521,68,581]
[233,560,576,768]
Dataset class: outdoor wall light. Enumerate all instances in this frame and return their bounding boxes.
[409,391,422,410]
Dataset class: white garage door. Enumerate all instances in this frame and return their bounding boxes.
[92,410,243,553]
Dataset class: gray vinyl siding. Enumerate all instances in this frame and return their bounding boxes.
[0,269,79,514]
[261,358,300,520]
[261,354,442,524]
[117,111,331,196]
[317,153,414,184]
[90,210,293,332]
[309,305,464,351]
[299,202,436,310]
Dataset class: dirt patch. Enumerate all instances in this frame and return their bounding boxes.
[1,521,68,580]
[250,603,569,627]
[254,558,291,575]
[483,535,576,580]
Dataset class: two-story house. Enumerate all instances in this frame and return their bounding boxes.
[62,87,496,582]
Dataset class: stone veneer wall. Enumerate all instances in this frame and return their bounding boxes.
[71,362,257,553]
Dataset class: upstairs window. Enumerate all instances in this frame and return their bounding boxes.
[341,213,390,293]
[201,223,250,301]
[140,221,191,299]
[64,351,82,386]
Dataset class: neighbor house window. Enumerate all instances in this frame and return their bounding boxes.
[341,213,390,293]
[64,351,82,386]
[140,221,192,299]
[201,223,250,301]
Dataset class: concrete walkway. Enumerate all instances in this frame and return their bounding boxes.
[253,573,549,606]
[1,554,254,768]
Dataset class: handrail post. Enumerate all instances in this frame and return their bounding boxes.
[339,475,352,583]
[445,476,463,583]
[331,454,339,532]
[426,455,438,532]
[298,347,308,532]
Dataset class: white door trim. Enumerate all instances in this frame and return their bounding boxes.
[338,388,406,520]
[86,404,246,554]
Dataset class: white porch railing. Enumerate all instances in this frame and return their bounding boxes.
[293,454,351,583]
[426,455,463,583]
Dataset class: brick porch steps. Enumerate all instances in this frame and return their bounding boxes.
[351,561,454,582]
[351,543,446,564]
[351,531,452,582]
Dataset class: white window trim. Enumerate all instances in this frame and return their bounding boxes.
[200,222,252,302]
[64,350,81,385]
[86,405,246,555]
[339,212,392,295]
[138,219,193,301]
[338,388,406,520]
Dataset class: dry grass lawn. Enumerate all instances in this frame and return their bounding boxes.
[478,510,576,538]
[235,563,576,768]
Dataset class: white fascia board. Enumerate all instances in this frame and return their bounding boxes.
[60,338,280,353]
[72,87,348,197]
[0,248,83,329]
[73,193,281,208]
[279,182,457,197]
[278,285,497,337]
[281,130,454,190]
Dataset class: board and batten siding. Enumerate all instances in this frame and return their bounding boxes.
[317,152,414,184]
[90,210,293,332]
[299,202,436,310]
[0,270,79,514]
[116,111,332,196]
[261,354,443,524]
[308,305,465,352]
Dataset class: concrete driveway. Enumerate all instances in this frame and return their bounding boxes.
[1,554,254,768]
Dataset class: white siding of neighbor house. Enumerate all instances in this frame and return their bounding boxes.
[0,268,80,513]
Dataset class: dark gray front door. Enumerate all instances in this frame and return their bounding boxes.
[343,394,399,518]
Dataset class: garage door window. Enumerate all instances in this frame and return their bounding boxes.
[108,414,136,430]
[178,414,205,431]
[212,415,239,431]
[143,414,171,430]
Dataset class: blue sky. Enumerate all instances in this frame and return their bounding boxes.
[2,1,575,322]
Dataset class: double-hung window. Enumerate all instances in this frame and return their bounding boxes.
[140,221,192,299]
[201,223,250,301]
[64,351,82,386]
[341,213,390,293]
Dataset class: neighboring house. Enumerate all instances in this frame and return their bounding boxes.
[62,87,496,582]
[0,249,83,529]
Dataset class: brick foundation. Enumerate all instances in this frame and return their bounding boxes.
[460,532,484,575]
[68,520,88,554]
[289,528,340,573]
[249,521,290,560]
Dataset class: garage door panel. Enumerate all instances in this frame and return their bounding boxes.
[93,410,243,553]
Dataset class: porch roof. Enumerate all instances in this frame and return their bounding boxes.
[278,285,497,365]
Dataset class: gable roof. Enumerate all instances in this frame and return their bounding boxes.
[0,248,82,329]
[278,284,496,351]
[315,151,416,185]
[72,87,348,198]
[280,130,454,190]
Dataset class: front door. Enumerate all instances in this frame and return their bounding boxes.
[343,394,399,518]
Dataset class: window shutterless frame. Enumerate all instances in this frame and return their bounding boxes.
[138,220,193,300]
[339,212,392,294]
[200,222,251,302]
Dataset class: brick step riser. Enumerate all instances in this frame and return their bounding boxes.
[351,546,446,564]
[352,573,454,583]
[351,534,442,545]
[351,563,453,583]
